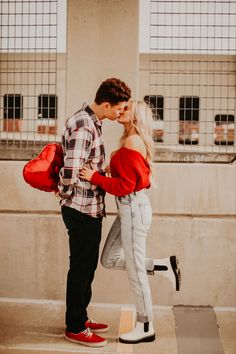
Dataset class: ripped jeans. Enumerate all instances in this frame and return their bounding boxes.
[101,189,154,322]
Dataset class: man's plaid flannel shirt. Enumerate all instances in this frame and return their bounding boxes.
[58,103,106,217]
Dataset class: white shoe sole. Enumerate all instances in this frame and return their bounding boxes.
[65,334,107,347]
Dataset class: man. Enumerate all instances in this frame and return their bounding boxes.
[58,78,131,347]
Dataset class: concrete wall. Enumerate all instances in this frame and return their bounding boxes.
[0,161,235,307]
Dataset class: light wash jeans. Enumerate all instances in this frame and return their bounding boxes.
[101,189,154,322]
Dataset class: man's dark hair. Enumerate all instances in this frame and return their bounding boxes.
[95,78,131,105]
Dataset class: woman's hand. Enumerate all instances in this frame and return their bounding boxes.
[79,166,96,182]
[105,164,111,175]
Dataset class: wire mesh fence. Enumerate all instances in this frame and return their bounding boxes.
[0,0,59,159]
[0,0,236,162]
[142,0,236,162]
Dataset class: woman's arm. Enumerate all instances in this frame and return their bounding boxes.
[79,166,136,197]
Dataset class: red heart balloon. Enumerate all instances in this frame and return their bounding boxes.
[23,143,64,192]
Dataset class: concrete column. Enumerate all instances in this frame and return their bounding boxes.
[66,0,139,155]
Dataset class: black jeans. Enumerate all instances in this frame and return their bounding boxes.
[61,206,102,333]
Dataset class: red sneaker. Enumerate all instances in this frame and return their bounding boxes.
[85,317,110,333]
[65,328,107,347]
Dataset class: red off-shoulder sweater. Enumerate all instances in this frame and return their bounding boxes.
[91,147,150,197]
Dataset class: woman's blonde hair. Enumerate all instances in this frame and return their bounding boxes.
[120,100,155,163]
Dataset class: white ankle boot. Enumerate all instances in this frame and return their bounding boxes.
[119,321,155,344]
[154,256,181,291]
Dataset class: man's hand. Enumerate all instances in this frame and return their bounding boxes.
[79,166,96,182]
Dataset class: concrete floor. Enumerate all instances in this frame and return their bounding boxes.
[0,301,235,354]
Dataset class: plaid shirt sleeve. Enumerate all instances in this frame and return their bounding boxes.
[58,124,92,198]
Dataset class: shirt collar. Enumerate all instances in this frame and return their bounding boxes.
[82,102,102,127]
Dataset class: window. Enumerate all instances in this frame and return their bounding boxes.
[38,94,57,119]
[4,94,23,119]
[179,96,199,145]
[144,95,164,142]
[37,94,58,134]
[214,115,234,146]
[3,94,23,132]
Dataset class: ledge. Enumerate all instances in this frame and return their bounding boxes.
[0,140,235,163]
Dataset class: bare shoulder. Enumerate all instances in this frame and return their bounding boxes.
[124,135,146,158]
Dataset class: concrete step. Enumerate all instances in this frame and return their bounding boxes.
[0,300,235,354]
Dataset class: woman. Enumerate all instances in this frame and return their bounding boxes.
[80,100,181,344]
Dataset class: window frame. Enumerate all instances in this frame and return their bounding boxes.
[38,94,58,120]
[4,94,23,120]
[179,96,200,145]
[214,114,234,146]
[144,95,164,143]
